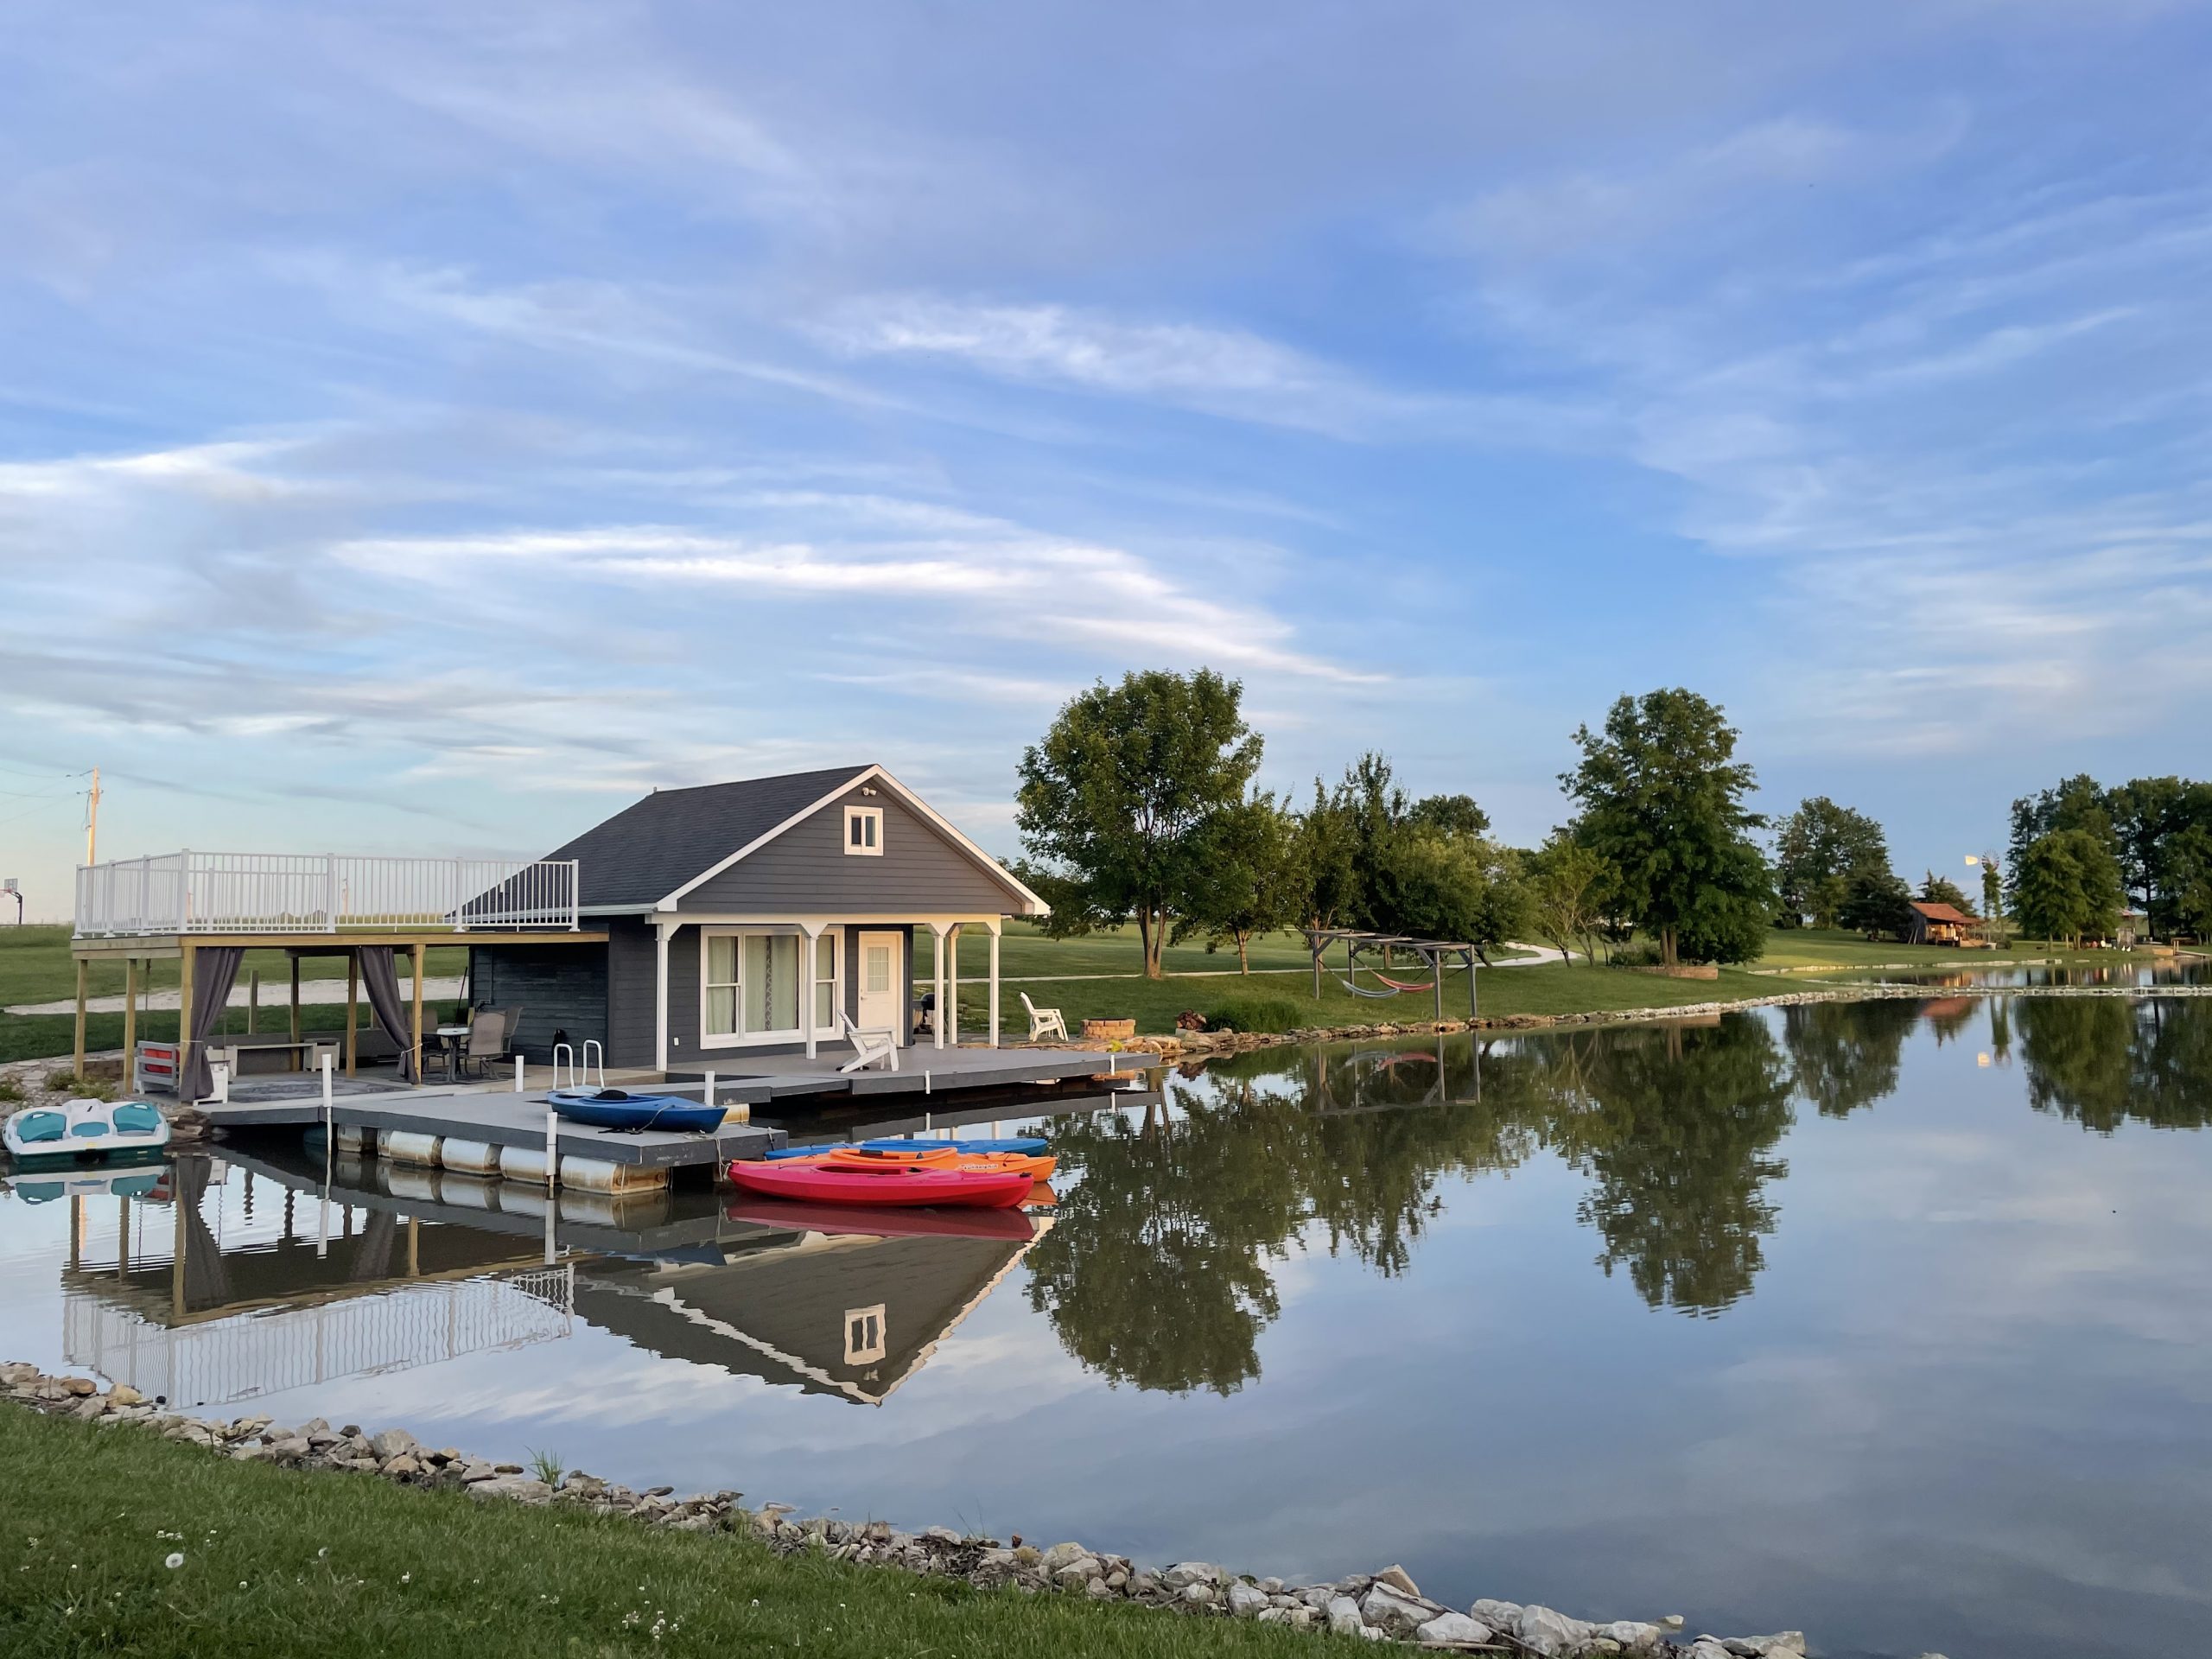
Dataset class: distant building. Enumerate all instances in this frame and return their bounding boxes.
[2114,910,2150,947]
[1903,900,1977,946]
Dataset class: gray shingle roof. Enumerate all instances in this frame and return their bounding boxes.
[544,766,872,910]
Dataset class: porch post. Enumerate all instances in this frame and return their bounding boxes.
[800,923,820,1060]
[72,955,88,1077]
[654,920,671,1073]
[945,923,961,1047]
[930,924,946,1051]
[122,957,138,1063]
[344,950,359,1077]
[988,925,1001,1048]
[176,944,196,1100]
[410,941,426,1084]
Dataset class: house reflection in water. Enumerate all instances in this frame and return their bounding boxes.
[576,1205,1047,1406]
[27,1149,1044,1413]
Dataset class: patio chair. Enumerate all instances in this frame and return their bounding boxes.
[837,1011,899,1074]
[1020,992,1068,1042]
[456,1008,510,1080]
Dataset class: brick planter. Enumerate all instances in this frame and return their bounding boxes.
[1081,1017,1137,1041]
[1625,963,1719,980]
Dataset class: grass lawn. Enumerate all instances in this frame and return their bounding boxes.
[0,1407,1319,1659]
[917,924,1530,982]
[1751,926,2159,972]
[951,960,1777,1036]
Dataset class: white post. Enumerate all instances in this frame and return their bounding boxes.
[931,924,946,1052]
[988,925,1001,1048]
[514,1056,525,1093]
[946,923,960,1048]
[320,1053,333,1131]
[800,925,819,1060]
[704,1069,716,1113]
[210,1061,231,1106]
[654,920,671,1073]
[544,1109,558,1191]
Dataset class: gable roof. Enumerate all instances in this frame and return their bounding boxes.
[541,764,1046,914]
[1910,900,1975,925]
[545,766,871,910]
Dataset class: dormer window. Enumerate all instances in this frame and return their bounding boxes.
[844,805,883,855]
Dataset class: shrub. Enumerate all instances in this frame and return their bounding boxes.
[41,1070,113,1100]
[1200,995,1305,1034]
[0,1077,22,1103]
[1609,942,1664,968]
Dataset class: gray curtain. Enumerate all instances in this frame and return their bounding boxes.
[359,947,418,1083]
[173,1154,232,1314]
[181,946,245,1101]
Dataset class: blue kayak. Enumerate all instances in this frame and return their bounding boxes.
[764,1135,1047,1160]
[548,1090,726,1133]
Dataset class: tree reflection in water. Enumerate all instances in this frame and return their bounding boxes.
[2016,995,2212,1133]
[1027,996,2212,1392]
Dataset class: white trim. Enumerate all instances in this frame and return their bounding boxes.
[653,919,672,1072]
[655,765,1049,915]
[842,805,884,856]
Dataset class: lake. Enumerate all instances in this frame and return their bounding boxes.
[5,992,2210,1659]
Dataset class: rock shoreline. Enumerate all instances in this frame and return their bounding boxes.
[3,1361,1850,1659]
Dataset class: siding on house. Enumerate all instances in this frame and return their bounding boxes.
[677,785,1021,915]
[603,918,659,1070]
[467,944,608,1065]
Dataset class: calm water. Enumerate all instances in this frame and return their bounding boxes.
[5,997,2211,1659]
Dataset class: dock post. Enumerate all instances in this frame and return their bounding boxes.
[704,1070,716,1112]
[544,1109,558,1192]
[72,955,87,1078]
[321,1053,334,1140]
[514,1056,525,1093]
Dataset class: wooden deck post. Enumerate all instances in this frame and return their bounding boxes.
[122,958,137,1065]
[289,955,302,1071]
[410,940,426,1084]
[988,925,1001,1048]
[72,955,88,1077]
[345,950,359,1077]
[176,944,196,1099]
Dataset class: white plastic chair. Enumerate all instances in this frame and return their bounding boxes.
[837,1011,899,1074]
[1020,992,1068,1042]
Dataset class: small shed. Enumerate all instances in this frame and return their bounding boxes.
[1903,900,1976,946]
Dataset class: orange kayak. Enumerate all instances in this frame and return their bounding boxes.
[784,1146,1057,1181]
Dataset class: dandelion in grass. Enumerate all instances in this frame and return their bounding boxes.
[164,1554,183,1570]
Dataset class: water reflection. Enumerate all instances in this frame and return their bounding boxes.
[2016,995,2212,1133]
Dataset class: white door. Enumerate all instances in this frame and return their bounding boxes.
[855,931,905,1045]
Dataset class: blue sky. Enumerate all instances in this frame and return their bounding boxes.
[3,2,2210,918]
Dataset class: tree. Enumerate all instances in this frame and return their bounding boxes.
[2012,828,2125,947]
[1382,830,1529,963]
[1523,833,1614,963]
[1293,779,1360,931]
[1774,798,1891,928]
[1917,870,1978,918]
[1978,853,2004,925]
[1560,689,1775,966]
[2157,820,2212,941]
[2108,776,2184,914]
[1015,669,1262,978]
[2007,774,2113,893]
[1837,866,1914,940]
[1182,792,1304,973]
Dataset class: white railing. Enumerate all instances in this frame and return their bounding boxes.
[73,852,581,937]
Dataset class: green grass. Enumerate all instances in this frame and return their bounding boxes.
[953,960,1777,1036]
[1752,926,2161,972]
[915,924,1531,982]
[0,1407,1322,1659]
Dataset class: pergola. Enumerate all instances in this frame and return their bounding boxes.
[1300,928,1481,1022]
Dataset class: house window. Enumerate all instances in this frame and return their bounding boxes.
[844,1304,887,1365]
[814,931,839,1029]
[702,928,804,1044]
[844,805,883,855]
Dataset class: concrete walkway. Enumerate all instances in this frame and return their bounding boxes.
[6,976,468,1018]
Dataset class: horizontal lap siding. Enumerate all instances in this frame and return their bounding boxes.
[604,918,658,1069]
[467,945,607,1065]
[677,787,1018,914]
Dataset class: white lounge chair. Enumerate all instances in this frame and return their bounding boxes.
[837,1011,899,1074]
[1020,991,1068,1042]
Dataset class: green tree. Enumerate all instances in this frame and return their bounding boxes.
[2012,827,2125,947]
[2007,774,2114,893]
[1837,865,1915,939]
[1561,689,1775,966]
[1977,853,2004,927]
[1182,791,1304,973]
[1773,798,1891,927]
[1293,779,1360,931]
[1917,870,1978,917]
[2108,777,2184,914]
[1781,998,1919,1118]
[2157,820,2212,940]
[1382,830,1529,963]
[1522,833,1615,963]
[1015,669,1262,978]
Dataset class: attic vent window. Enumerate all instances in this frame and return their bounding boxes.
[844,805,883,856]
[845,1304,887,1364]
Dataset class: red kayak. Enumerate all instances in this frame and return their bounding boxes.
[725,1158,1034,1209]
[724,1198,1036,1241]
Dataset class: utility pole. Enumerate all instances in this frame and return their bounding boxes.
[84,766,101,865]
